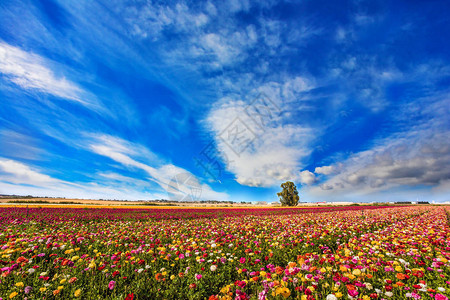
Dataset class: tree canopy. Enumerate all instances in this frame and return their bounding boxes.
[277,181,299,206]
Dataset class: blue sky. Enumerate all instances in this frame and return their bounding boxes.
[0,0,449,203]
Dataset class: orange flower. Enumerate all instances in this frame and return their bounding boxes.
[396,273,406,280]
[208,295,219,300]
[396,281,405,286]
[16,256,28,264]
[346,284,356,291]
[155,273,164,281]
[275,266,284,275]
[366,274,373,279]
[178,272,185,278]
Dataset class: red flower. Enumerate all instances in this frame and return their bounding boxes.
[124,293,134,300]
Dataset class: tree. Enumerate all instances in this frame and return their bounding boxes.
[277,181,299,206]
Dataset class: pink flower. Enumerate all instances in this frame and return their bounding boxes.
[435,294,448,300]
[195,273,202,280]
[348,289,359,297]
[240,257,246,264]
[108,280,115,290]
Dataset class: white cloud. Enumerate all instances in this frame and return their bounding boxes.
[0,42,101,110]
[87,134,228,200]
[298,170,316,185]
[310,128,450,198]
[0,158,55,184]
[206,84,317,187]
[123,2,209,40]
[314,165,335,175]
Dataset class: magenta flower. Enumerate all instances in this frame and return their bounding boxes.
[195,273,202,280]
[348,289,358,297]
[108,280,116,290]
[239,257,246,264]
[435,294,448,300]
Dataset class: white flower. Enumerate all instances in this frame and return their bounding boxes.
[385,292,393,297]
[326,295,338,300]
[211,244,216,248]
[40,272,48,276]
[210,265,217,272]
[137,268,144,273]
[438,287,445,292]
[27,268,35,274]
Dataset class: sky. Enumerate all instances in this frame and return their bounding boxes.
[0,0,449,203]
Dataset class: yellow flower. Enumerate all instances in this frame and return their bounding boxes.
[280,287,291,298]
[74,289,81,297]
[301,295,308,300]
[352,269,361,276]
[58,285,64,290]
[71,256,79,261]
[170,275,176,280]
[60,279,66,284]
[15,282,24,287]
[9,292,18,299]
[336,292,343,298]
[395,266,402,272]
[40,287,47,292]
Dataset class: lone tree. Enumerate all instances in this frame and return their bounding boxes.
[277,181,299,206]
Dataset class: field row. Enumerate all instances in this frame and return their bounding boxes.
[0,206,449,299]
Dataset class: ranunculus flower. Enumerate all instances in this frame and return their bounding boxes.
[108,280,115,290]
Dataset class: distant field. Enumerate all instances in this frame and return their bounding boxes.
[0,197,258,208]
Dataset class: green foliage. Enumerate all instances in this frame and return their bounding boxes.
[277,181,299,206]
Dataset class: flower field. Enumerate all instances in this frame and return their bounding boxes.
[0,205,449,300]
